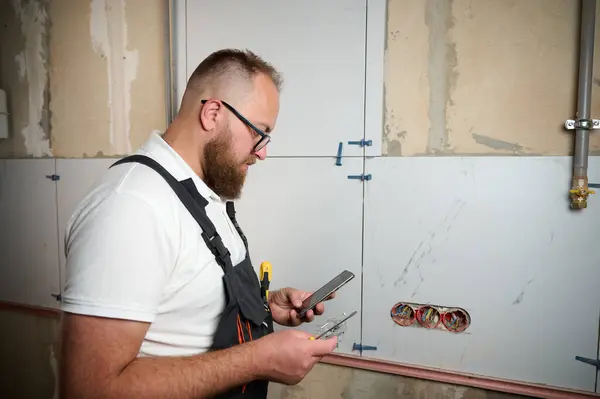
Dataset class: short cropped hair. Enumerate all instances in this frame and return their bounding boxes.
[186,49,283,94]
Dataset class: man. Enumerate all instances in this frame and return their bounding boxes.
[59,49,338,399]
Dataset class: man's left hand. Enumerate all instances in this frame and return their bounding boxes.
[268,287,334,327]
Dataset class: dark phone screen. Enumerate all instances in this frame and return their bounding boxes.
[299,270,355,315]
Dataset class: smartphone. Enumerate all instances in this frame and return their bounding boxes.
[297,270,355,318]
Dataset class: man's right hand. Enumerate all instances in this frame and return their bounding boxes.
[254,329,338,385]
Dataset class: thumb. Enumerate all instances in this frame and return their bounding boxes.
[284,288,304,308]
[308,336,338,356]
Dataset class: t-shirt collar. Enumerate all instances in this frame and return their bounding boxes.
[138,130,224,204]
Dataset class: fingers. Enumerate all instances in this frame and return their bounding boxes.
[313,302,326,315]
[288,310,303,326]
[289,309,315,325]
[303,310,315,322]
[283,287,305,308]
[311,293,334,316]
[309,336,338,355]
[292,298,303,308]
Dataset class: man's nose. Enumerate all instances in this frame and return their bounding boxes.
[254,146,267,160]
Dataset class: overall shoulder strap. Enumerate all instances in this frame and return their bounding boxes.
[111,155,234,273]
[225,201,248,250]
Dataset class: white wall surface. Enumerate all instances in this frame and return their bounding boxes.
[2,154,598,392]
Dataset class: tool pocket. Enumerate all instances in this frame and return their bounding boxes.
[229,269,269,329]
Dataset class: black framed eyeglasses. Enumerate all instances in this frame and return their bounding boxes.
[201,99,271,152]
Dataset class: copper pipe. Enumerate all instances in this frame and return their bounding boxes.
[321,353,600,399]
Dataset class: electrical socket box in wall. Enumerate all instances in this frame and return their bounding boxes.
[0,89,9,139]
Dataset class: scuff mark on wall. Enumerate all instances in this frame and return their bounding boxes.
[472,133,525,154]
[512,292,524,305]
[90,0,138,154]
[424,0,458,154]
[11,0,52,157]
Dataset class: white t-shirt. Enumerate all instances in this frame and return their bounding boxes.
[61,131,247,357]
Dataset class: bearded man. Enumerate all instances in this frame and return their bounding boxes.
[58,49,338,399]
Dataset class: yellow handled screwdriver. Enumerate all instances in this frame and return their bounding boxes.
[259,261,272,302]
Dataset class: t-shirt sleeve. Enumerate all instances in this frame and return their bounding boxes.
[61,191,174,323]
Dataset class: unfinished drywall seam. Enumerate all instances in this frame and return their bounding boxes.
[90,0,138,155]
[11,0,52,157]
[425,0,457,154]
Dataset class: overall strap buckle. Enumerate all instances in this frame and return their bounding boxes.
[201,232,233,272]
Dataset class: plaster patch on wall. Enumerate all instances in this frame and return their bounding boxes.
[11,0,52,157]
[14,53,26,80]
[90,0,139,155]
[382,103,407,156]
[425,0,458,154]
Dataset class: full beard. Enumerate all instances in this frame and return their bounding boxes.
[203,132,256,200]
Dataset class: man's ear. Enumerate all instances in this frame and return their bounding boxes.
[199,100,222,132]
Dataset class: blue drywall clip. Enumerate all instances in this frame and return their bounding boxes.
[347,174,372,181]
[348,139,372,147]
[353,343,377,352]
[576,356,600,368]
[336,142,343,166]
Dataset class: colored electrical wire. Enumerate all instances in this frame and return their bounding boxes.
[441,309,470,333]
[390,303,416,326]
[416,306,440,329]
[391,302,470,332]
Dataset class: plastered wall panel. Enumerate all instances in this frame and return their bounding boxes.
[126,0,167,152]
[3,0,599,159]
[49,0,166,158]
[449,0,585,156]
[0,0,28,157]
[383,0,600,156]
[383,0,430,157]
[48,0,111,158]
[0,0,51,158]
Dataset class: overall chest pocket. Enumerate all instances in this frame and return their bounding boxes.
[225,263,270,329]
